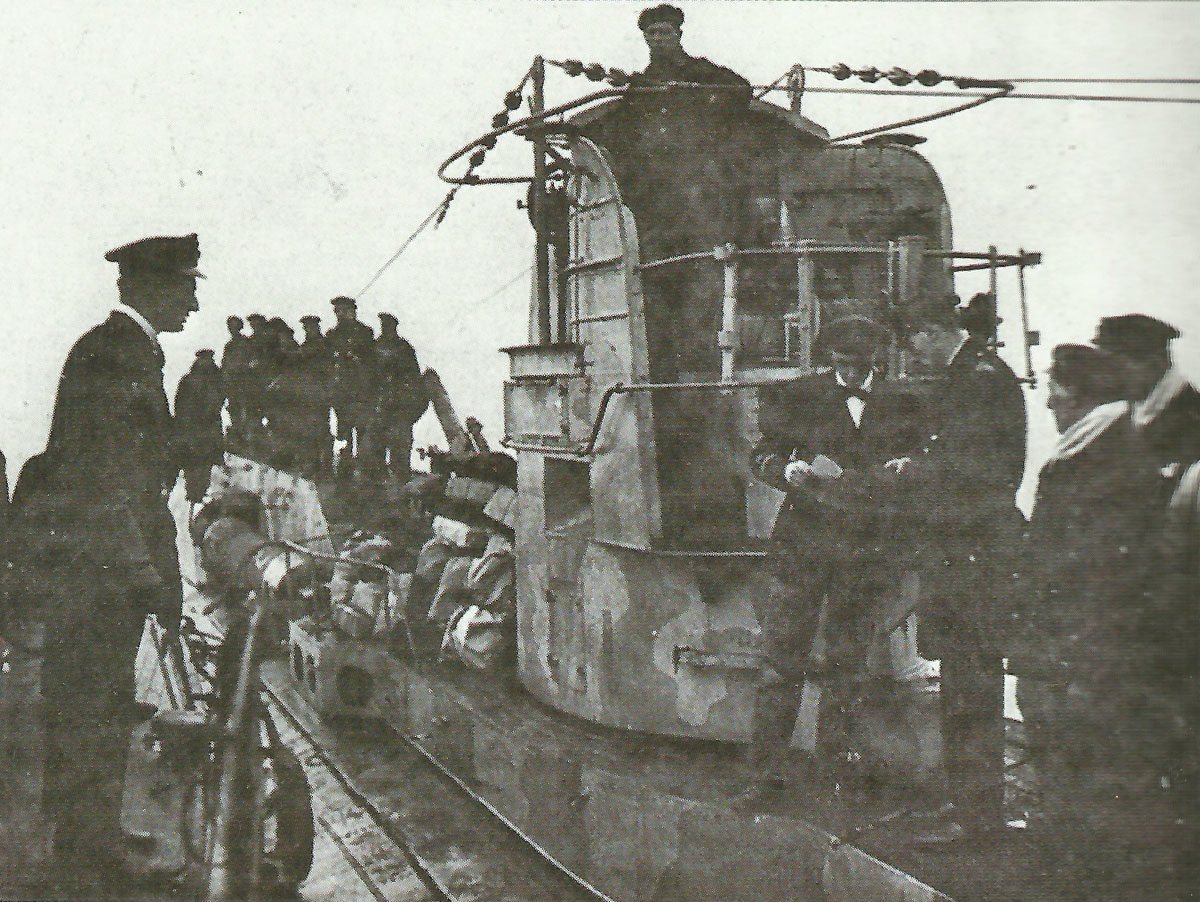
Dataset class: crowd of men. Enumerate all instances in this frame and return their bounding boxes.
[176,294,428,499]
[747,294,1198,897]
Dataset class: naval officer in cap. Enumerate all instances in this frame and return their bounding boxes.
[5,233,201,882]
[325,295,375,473]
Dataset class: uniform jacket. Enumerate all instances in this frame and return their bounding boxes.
[753,371,931,570]
[916,344,1027,535]
[175,359,225,462]
[326,319,376,398]
[7,311,181,624]
[630,53,752,97]
[374,334,429,425]
[220,334,254,402]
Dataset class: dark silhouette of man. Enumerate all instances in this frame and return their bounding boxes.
[175,349,225,503]
[7,234,201,883]
[325,296,375,474]
[369,312,429,480]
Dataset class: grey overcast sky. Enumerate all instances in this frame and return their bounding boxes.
[2,1,1198,501]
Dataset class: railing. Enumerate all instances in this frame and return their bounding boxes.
[640,238,1041,384]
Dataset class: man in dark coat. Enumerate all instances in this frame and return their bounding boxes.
[742,316,931,801]
[1014,344,1179,897]
[904,294,1027,841]
[6,234,200,878]
[589,5,754,383]
[325,296,375,472]
[1093,313,1200,482]
[220,315,252,448]
[263,319,331,479]
[239,312,273,453]
[369,312,429,481]
[298,314,332,475]
[174,348,225,503]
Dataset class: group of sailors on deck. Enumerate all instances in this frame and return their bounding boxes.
[174,294,429,498]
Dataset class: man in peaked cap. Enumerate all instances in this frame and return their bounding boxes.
[325,296,375,474]
[1094,313,1200,480]
[6,234,201,880]
[369,312,429,481]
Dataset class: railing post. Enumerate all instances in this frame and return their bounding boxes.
[715,243,740,382]
[531,56,551,345]
[987,244,999,348]
[793,240,817,367]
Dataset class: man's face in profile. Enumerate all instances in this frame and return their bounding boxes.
[643,23,683,60]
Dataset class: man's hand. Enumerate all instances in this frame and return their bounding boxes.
[784,459,813,487]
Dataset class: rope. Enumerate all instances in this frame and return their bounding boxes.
[356,190,457,297]
[829,85,1011,143]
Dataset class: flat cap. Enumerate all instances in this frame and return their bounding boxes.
[1093,313,1180,357]
[638,3,684,30]
[379,312,398,325]
[105,233,205,279]
[817,315,888,358]
[300,315,321,325]
[247,313,268,325]
[1050,343,1125,404]
[331,295,357,309]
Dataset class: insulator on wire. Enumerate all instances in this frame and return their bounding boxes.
[830,63,851,81]
[606,68,630,86]
[491,112,509,129]
[856,66,882,84]
[560,59,584,77]
[504,90,523,111]
[469,149,487,168]
[481,136,497,150]
[886,67,914,86]
[916,69,943,87]
[582,63,607,82]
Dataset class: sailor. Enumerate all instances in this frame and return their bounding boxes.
[174,349,225,503]
[743,316,931,801]
[632,4,751,97]
[5,234,200,883]
[1092,313,1200,482]
[297,315,333,474]
[241,312,273,451]
[1013,344,1174,897]
[904,294,1027,841]
[369,312,429,481]
[325,296,375,472]
[220,315,253,448]
[264,320,330,478]
[299,314,326,358]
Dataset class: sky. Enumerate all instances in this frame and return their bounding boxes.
[2,1,1198,506]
